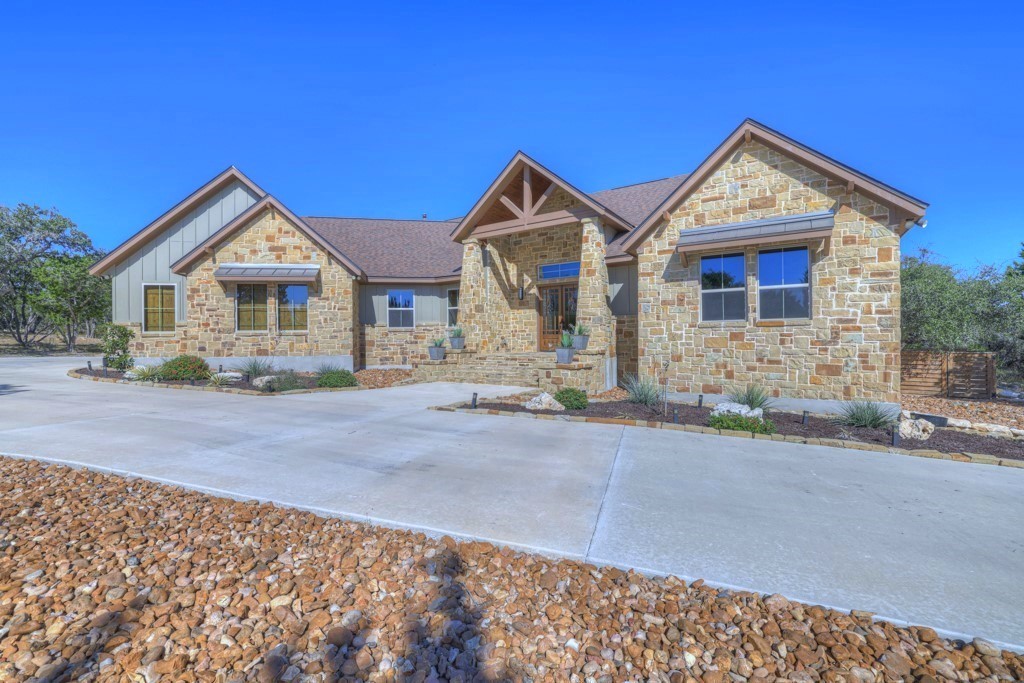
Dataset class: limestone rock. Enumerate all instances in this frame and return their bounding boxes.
[525,392,565,411]
[213,371,243,383]
[899,418,935,441]
[252,375,278,388]
[711,401,763,419]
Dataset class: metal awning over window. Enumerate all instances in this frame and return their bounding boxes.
[675,211,834,257]
[213,264,320,283]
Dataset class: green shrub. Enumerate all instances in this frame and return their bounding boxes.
[317,369,358,388]
[834,401,899,429]
[99,323,135,370]
[314,362,344,376]
[554,387,588,410]
[728,384,776,412]
[159,355,210,381]
[233,357,275,378]
[708,413,776,434]
[129,365,162,382]
[623,372,662,407]
[263,371,307,393]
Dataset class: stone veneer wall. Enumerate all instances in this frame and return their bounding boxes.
[360,324,450,367]
[636,140,901,402]
[126,208,359,365]
[614,315,639,382]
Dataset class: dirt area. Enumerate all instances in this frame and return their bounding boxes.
[472,399,1024,461]
[353,368,414,389]
[902,395,1024,430]
[0,333,101,356]
[1,457,1019,681]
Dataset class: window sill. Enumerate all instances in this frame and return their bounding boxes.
[235,330,270,336]
[755,319,813,328]
[141,331,177,337]
[697,320,748,328]
[277,331,309,336]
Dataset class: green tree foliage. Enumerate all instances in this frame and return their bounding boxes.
[30,254,110,352]
[0,204,95,347]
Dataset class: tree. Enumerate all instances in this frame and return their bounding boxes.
[1008,242,1024,277]
[900,249,977,351]
[0,204,93,347]
[30,254,110,352]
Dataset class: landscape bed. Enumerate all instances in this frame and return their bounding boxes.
[465,399,1024,462]
[71,367,413,394]
[0,455,1020,681]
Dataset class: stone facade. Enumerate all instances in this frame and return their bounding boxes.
[127,208,360,367]
[361,323,450,367]
[614,315,639,381]
[636,141,901,402]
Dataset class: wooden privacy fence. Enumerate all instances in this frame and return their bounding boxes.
[901,351,996,398]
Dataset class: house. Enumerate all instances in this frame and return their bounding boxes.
[90,120,927,406]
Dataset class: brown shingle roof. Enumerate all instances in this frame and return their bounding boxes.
[303,217,463,281]
[304,173,689,279]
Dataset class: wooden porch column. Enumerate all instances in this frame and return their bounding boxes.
[576,217,612,365]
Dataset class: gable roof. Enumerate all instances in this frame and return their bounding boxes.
[304,217,463,282]
[90,166,266,276]
[450,151,635,242]
[619,118,929,254]
[170,196,365,278]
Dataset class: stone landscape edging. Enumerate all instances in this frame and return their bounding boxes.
[430,402,1024,470]
[67,368,363,396]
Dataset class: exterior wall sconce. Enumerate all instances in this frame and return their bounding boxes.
[518,286,524,301]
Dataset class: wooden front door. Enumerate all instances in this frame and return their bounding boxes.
[538,284,578,351]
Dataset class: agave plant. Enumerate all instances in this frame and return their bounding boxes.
[432,338,446,348]
[558,331,575,348]
[622,373,662,407]
[314,361,344,377]
[129,364,163,382]
[206,372,233,388]
[232,357,275,378]
[728,384,776,412]
[834,401,899,429]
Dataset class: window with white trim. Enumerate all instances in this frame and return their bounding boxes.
[447,288,459,326]
[700,253,746,321]
[143,284,176,332]
[387,289,414,328]
[758,246,810,319]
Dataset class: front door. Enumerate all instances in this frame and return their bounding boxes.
[538,284,578,350]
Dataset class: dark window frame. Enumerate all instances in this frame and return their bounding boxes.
[277,284,309,332]
[236,283,269,332]
[699,253,747,322]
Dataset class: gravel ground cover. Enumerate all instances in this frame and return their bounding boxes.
[2,457,1021,682]
[901,396,1024,430]
[353,369,414,389]
[471,400,1024,461]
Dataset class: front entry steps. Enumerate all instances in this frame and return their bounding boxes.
[413,350,606,393]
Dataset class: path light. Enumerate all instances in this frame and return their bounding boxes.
[673,407,678,424]
[697,394,703,408]
[87,361,93,372]
[892,427,900,448]
[471,392,478,409]
[219,364,223,373]
[802,410,809,425]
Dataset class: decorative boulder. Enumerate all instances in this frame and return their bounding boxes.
[710,401,763,420]
[213,372,242,383]
[524,392,565,412]
[898,418,935,441]
[252,375,278,389]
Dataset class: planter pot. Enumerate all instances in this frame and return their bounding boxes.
[449,337,466,350]
[572,334,590,351]
[428,347,446,361]
[555,347,575,364]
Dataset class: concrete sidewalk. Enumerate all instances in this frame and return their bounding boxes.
[2,357,1023,648]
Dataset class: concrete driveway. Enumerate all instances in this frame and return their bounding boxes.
[2,357,1023,648]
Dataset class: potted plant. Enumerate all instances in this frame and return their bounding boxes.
[449,326,466,350]
[555,331,575,364]
[428,338,447,360]
[572,322,591,351]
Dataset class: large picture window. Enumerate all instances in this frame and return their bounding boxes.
[387,289,414,328]
[447,288,459,326]
[277,284,309,331]
[236,284,268,331]
[758,246,810,320]
[538,261,581,280]
[143,284,175,332]
[700,253,746,321]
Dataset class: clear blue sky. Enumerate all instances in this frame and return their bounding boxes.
[2,2,1020,271]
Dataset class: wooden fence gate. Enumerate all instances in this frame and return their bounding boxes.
[901,351,996,398]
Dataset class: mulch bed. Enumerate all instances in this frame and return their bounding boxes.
[473,399,1024,461]
[74,368,331,393]
[2,456,1021,681]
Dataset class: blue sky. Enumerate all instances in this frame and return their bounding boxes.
[1,2,1020,271]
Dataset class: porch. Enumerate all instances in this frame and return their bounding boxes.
[413,349,607,393]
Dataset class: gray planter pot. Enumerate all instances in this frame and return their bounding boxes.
[555,347,575,364]
[449,337,465,350]
[572,334,590,351]
[428,346,446,361]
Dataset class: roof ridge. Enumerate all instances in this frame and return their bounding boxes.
[591,173,689,194]
[303,215,460,223]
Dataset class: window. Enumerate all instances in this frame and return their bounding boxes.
[538,261,581,280]
[700,254,746,321]
[277,284,309,331]
[236,284,268,331]
[447,288,459,326]
[758,246,810,320]
[143,284,175,332]
[387,289,414,328]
